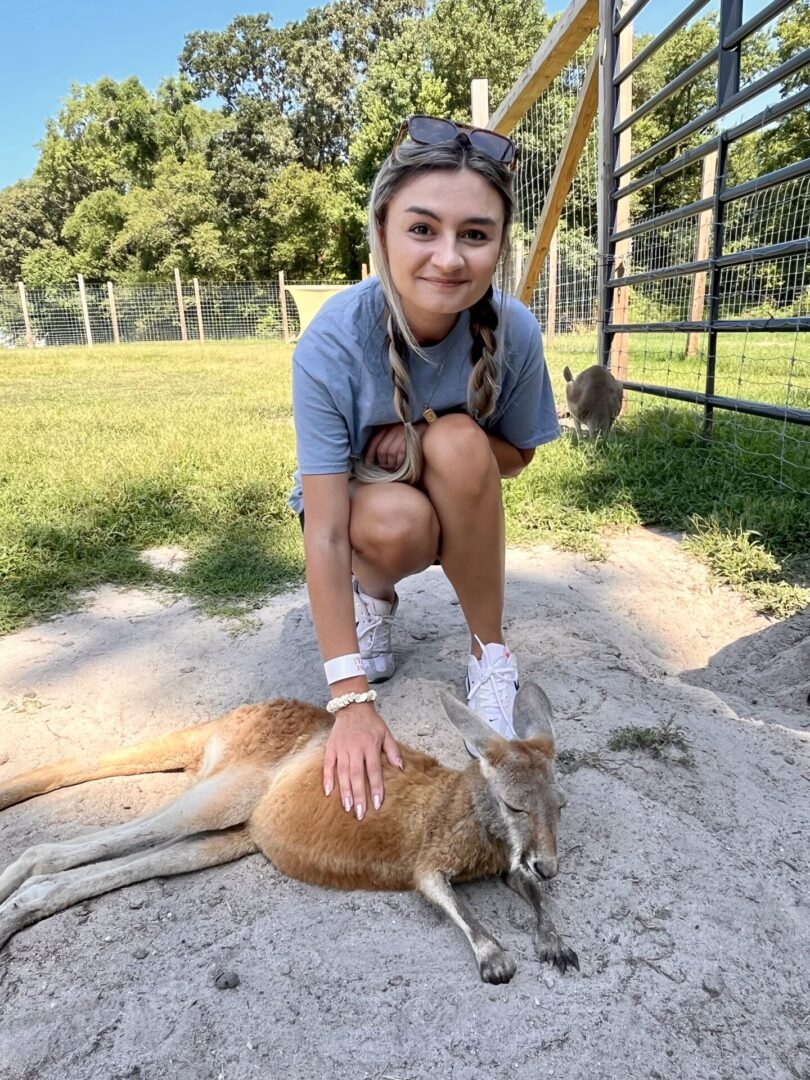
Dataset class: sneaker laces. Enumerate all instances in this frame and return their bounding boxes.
[355,587,396,658]
[467,635,517,736]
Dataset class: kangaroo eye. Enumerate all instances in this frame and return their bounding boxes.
[502,801,527,815]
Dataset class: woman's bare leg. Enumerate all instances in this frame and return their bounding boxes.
[349,481,440,601]
[420,414,505,656]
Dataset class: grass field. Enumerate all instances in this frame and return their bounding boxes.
[1,337,808,635]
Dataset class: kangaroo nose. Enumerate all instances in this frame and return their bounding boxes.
[532,857,558,880]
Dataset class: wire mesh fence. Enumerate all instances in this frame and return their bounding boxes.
[0,277,346,349]
[498,0,809,494]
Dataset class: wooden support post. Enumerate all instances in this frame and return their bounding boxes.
[174,268,188,342]
[17,281,34,348]
[489,0,599,134]
[361,263,368,281]
[193,277,205,342]
[518,48,599,305]
[546,229,558,345]
[368,251,376,277]
[77,274,93,347]
[471,78,489,127]
[686,150,718,358]
[278,270,290,344]
[107,281,120,345]
[610,12,633,391]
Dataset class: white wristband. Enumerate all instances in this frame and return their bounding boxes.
[324,652,365,685]
[326,689,378,715]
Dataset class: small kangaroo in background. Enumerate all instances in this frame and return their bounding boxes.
[0,686,577,984]
[563,364,624,439]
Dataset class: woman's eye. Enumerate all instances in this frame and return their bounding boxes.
[410,224,433,236]
[463,230,488,242]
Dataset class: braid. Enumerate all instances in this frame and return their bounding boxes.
[467,286,500,421]
[352,311,424,485]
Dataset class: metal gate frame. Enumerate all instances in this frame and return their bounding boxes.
[598,0,810,431]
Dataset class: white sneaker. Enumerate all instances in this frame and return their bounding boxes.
[465,638,519,756]
[354,578,398,683]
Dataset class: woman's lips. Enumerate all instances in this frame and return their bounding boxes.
[422,278,468,287]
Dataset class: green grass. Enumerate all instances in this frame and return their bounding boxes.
[0,335,808,635]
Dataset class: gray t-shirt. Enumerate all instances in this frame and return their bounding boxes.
[289,276,559,514]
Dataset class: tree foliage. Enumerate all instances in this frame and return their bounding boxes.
[1,0,806,289]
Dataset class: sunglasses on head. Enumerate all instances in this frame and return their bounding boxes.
[393,114,519,169]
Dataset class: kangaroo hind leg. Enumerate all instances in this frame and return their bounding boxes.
[0,827,257,951]
[0,764,268,904]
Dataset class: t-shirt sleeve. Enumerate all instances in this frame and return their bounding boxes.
[489,309,560,450]
[292,337,352,476]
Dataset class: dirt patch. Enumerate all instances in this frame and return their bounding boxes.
[1,528,808,1080]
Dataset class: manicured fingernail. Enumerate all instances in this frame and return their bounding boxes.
[373,793,381,811]
[324,783,332,797]
[355,803,364,820]
[343,796,352,812]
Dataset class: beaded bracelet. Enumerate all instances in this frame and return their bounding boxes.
[326,689,378,715]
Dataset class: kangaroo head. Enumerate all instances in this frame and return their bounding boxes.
[440,685,566,880]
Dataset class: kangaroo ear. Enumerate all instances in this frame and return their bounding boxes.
[439,690,503,756]
[511,682,556,745]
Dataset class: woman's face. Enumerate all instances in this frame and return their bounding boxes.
[380,168,506,342]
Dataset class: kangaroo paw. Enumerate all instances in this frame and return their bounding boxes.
[477,940,517,984]
[535,929,579,975]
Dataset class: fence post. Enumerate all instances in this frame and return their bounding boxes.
[278,270,290,343]
[17,281,34,348]
[361,263,368,281]
[107,281,120,345]
[471,78,489,127]
[193,277,205,342]
[174,268,188,342]
[686,150,718,358]
[546,229,558,345]
[77,274,93,347]
[610,7,633,395]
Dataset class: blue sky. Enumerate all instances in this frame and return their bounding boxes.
[0,0,713,192]
[0,0,314,189]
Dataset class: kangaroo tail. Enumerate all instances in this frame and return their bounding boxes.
[0,719,219,812]
[562,366,574,383]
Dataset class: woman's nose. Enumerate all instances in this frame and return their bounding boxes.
[431,238,464,271]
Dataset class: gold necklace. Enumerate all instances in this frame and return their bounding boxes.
[421,353,450,424]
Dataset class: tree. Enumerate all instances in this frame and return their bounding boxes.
[256,163,364,278]
[0,181,56,285]
[62,188,128,280]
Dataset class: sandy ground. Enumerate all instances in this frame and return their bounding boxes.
[0,527,808,1080]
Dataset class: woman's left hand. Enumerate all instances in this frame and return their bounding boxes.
[364,421,426,473]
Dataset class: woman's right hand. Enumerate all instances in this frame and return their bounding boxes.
[323,701,403,819]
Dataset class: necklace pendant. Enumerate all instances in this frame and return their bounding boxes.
[422,406,438,424]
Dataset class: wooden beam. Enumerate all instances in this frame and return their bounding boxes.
[17,282,33,348]
[193,277,205,342]
[471,79,489,127]
[489,0,599,135]
[107,281,120,345]
[686,150,718,357]
[174,268,188,342]
[546,229,558,344]
[610,13,634,388]
[518,48,599,305]
[77,274,93,347]
[278,270,290,344]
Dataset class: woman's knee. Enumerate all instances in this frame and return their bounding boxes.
[349,486,439,563]
[421,413,496,487]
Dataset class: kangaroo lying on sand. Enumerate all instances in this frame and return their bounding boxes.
[0,685,577,983]
[563,364,623,438]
